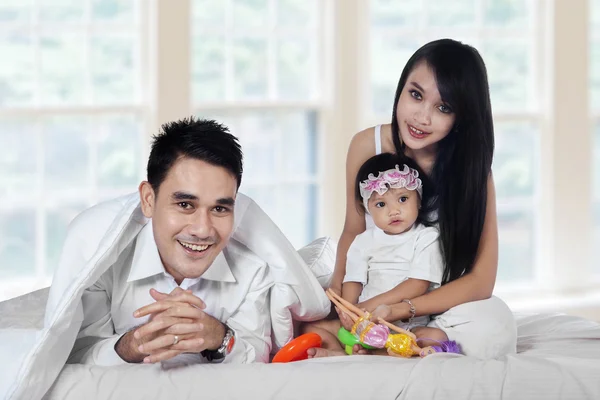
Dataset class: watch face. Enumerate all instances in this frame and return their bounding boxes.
[225,334,235,354]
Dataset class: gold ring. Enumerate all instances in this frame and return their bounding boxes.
[173,335,179,345]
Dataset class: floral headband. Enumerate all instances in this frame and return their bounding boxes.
[359,164,423,210]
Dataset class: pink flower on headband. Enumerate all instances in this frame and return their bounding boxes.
[359,164,423,211]
[364,179,383,192]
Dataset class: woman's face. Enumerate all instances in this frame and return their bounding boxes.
[396,62,456,152]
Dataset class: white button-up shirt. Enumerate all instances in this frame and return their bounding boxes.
[69,220,274,366]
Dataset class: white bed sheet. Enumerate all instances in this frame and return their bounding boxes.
[2,289,600,400]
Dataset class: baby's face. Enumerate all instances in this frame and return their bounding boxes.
[367,188,420,235]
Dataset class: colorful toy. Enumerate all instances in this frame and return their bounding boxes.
[326,288,460,358]
[272,332,322,363]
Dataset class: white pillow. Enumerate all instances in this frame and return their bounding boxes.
[297,236,336,289]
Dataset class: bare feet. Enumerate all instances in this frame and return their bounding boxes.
[306,347,347,358]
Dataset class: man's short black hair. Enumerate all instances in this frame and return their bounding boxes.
[147,117,243,192]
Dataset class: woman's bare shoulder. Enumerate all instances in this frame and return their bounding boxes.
[348,123,392,158]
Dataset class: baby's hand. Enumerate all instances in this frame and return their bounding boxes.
[336,307,355,331]
[371,304,392,321]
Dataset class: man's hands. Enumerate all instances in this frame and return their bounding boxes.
[115,288,226,364]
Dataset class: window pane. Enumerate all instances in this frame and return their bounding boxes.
[45,204,87,276]
[39,0,84,23]
[0,211,36,279]
[0,1,32,23]
[494,121,538,282]
[277,37,314,100]
[0,118,37,196]
[427,0,476,28]
[370,0,420,29]
[497,210,534,282]
[192,34,226,102]
[90,34,137,105]
[483,0,530,28]
[95,115,143,189]
[232,0,268,28]
[43,116,90,191]
[197,110,318,248]
[191,0,321,102]
[91,0,135,22]
[278,0,316,28]
[368,1,535,116]
[241,184,317,249]
[493,122,537,199]
[233,37,268,100]
[191,0,322,247]
[481,39,533,112]
[193,0,226,27]
[593,0,600,32]
[0,2,143,299]
[0,32,34,106]
[40,34,86,105]
[369,37,418,117]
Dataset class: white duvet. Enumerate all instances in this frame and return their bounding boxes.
[3,288,600,400]
[0,193,332,400]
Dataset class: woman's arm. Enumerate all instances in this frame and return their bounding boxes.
[329,128,377,294]
[383,175,499,321]
[357,278,430,312]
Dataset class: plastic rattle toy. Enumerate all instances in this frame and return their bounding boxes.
[272,332,322,363]
[326,288,460,357]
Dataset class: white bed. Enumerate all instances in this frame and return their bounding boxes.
[2,288,599,400]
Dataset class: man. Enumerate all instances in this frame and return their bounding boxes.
[1,117,331,399]
[69,118,273,365]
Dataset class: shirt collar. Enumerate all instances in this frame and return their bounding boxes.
[373,223,418,243]
[127,220,236,284]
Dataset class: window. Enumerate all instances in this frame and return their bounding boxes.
[367,0,540,284]
[0,0,148,300]
[191,0,325,248]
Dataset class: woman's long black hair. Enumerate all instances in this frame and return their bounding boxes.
[390,39,495,284]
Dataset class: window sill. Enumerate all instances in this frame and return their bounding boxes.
[496,284,600,322]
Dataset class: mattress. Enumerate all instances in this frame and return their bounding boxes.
[2,289,600,400]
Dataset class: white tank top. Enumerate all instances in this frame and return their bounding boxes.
[365,125,383,229]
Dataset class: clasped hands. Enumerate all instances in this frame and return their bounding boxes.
[116,287,225,364]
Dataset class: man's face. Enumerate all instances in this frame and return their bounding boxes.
[139,157,237,284]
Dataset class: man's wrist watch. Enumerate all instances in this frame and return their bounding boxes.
[201,324,235,363]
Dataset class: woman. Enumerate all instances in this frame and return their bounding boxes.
[311,39,516,359]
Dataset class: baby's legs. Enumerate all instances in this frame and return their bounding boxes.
[411,326,449,357]
[300,319,346,357]
[411,326,449,348]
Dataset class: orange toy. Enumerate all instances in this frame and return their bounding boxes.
[272,332,322,363]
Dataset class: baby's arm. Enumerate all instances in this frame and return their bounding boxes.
[341,235,368,305]
[341,282,362,304]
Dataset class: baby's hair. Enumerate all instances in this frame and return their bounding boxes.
[355,153,435,226]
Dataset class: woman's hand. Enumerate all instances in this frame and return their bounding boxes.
[370,304,392,321]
